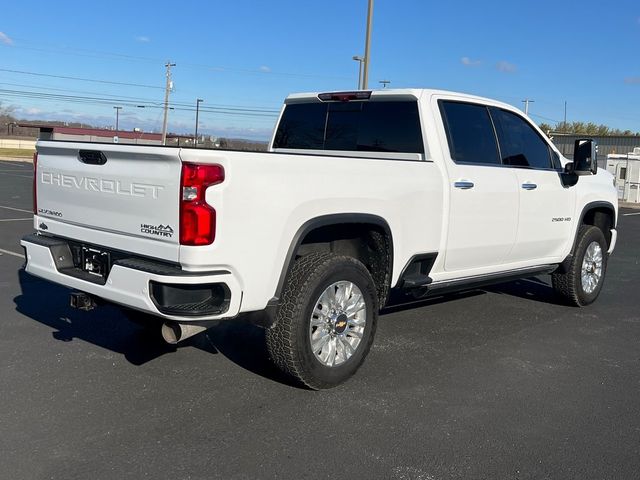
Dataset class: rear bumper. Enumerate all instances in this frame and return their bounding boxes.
[20,234,242,321]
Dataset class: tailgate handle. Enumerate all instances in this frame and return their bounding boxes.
[78,150,107,165]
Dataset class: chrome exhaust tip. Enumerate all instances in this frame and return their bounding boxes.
[161,322,207,344]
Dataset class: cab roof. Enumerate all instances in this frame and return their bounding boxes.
[284,88,519,113]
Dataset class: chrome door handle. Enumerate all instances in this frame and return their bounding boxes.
[454,181,474,190]
[521,183,537,190]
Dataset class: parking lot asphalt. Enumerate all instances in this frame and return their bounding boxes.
[1,158,639,479]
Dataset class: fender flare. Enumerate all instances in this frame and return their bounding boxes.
[267,213,394,307]
[557,201,616,273]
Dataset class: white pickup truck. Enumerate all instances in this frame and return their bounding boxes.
[22,89,618,389]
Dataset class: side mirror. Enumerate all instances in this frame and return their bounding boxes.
[573,139,598,175]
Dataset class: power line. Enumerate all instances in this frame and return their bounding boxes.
[0,41,161,65]
[0,80,162,103]
[0,87,279,118]
[0,42,350,81]
[528,113,562,124]
[0,80,280,111]
[0,68,164,90]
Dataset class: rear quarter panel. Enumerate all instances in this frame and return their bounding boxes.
[179,149,445,312]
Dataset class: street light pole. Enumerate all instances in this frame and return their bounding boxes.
[352,56,364,89]
[362,0,374,89]
[113,106,122,133]
[194,98,203,148]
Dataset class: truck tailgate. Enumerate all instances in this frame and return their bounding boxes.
[35,141,182,261]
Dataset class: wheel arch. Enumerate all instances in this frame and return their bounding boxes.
[578,201,616,245]
[557,201,616,274]
[269,213,394,309]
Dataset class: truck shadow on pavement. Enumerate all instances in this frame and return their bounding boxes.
[15,269,563,386]
[486,277,566,305]
[15,268,296,386]
[383,276,565,314]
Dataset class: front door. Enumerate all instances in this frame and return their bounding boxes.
[490,108,576,262]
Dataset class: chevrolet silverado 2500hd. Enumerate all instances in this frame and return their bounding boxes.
[21,89,618,389]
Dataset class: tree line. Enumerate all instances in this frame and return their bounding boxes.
[538,121,640,137]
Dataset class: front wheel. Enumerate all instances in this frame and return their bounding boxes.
[266,253,378,390]
[552,225,608,306]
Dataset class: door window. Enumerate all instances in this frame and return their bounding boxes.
[491,109,553,169]
[439,101,501,165]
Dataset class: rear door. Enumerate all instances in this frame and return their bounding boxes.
[35,142,182,261]
[438,100,519,272]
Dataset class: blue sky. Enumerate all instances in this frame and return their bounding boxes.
[1,0,639,140]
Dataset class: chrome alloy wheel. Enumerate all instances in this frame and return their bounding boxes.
[309,281,367,367]
[581,241,603,294]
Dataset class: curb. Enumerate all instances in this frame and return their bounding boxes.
[619,202,640,210]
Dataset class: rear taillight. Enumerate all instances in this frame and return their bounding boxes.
[179,162,224,246]
[32,152,38,215]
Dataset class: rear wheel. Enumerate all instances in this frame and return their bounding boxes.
[266,252,378,390]
[552,225,608,306]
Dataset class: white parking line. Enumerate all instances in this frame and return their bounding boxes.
[0,218,32,222]
[0,162,31,169]
[0,205,32,214]
[0,247,23,259]
[0,172,32,178]
[0,159,31,164]
[622,212,640,216]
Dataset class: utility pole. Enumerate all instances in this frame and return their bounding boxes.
[161,61,176,145]
[194,98,203,148]
[522,99,534,115]
[563,101,567,124]
[113,106,122,132]
[353,56,364,89]
[379,80,390,89]
[362,0,374,89]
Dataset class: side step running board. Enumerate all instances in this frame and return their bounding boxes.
[420,265,557,298]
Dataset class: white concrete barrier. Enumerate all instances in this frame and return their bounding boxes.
[0,139,37,149]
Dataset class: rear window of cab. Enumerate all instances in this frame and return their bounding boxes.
[273,100,424,154]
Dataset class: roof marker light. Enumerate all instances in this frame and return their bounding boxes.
[318,91,372,102]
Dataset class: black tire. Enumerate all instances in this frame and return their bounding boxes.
[552,225,608,306]
[266,252,378,390]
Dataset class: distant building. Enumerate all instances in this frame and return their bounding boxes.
[17,123,194,146]
[606,147,640,203]
[550,133,640,167]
